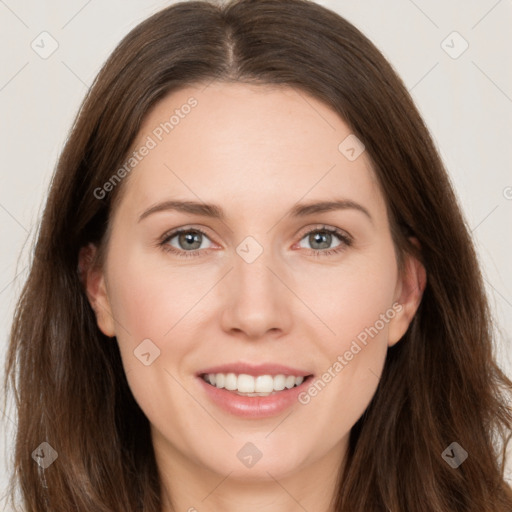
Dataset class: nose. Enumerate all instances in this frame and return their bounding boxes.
[219,245,293,340]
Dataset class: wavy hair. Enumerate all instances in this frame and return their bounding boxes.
[4,0,512,510]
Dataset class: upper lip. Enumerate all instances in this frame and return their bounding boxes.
[197,362,313,378]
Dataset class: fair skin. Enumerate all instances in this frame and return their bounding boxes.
[81,82,426,512]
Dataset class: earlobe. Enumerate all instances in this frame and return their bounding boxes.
[388,241,427,347]
[78,243,116,338]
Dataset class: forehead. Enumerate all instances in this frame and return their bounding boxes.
[114,82,386,225]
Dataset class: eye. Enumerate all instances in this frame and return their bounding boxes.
[160,227,214,258]
[296,226,352,256]
[158,225,353,259]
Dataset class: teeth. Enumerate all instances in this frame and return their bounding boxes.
[202,373,306,395]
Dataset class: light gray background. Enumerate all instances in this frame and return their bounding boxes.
[1,0,511,507]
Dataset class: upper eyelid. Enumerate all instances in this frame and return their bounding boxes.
[295,224,351,240]
[161,225,214,243]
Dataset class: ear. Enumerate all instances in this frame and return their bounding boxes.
[387,239,427,347]
[78,243,116,337]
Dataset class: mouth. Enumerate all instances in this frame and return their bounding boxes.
[195,362,314,418]
[199,372,313,397]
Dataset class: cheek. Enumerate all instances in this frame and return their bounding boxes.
[106,250,208,339]
[103,249,205,436]
[103,242,228,416]
[292,244,398,430]
[296,246,399,352]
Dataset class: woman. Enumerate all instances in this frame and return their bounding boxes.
[4,0,512,510]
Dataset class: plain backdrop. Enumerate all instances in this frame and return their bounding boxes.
[1,0,511,507]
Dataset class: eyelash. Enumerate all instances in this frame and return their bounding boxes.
[158,225,353,259]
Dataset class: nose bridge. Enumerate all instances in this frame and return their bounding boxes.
[234,235,279,301]
[219,233,292,337]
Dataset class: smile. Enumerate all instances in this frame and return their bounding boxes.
[201,372,306,396]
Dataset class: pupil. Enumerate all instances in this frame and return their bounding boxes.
[180,232,201,250]
[311,232,330,250]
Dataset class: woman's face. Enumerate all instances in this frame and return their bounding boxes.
[84,82,424,490]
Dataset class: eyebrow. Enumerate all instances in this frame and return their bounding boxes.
[138,198,373,224]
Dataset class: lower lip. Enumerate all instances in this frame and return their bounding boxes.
[197,376,313,419]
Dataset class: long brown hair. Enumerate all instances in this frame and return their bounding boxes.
[4,0,512,510]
